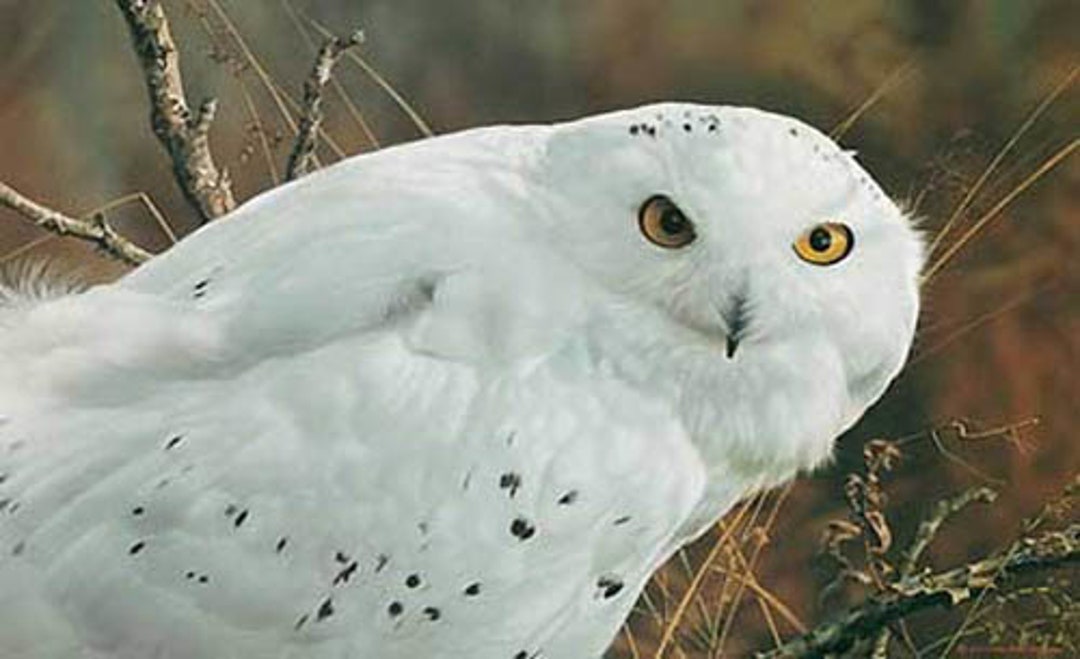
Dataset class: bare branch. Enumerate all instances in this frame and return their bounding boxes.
[286,31,364,181]
[759,524,1080,659]
[0,181,152,266]
[114,0,236,223]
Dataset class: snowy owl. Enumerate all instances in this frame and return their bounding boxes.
[0,103,922,659]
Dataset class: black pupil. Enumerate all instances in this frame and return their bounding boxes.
[659,207,687,235]
[809,227,832,252]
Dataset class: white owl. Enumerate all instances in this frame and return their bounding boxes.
[0,103,922,659]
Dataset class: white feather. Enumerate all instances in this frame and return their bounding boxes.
[0,103,922,658]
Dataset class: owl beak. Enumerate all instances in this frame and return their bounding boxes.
[723,294,748,360]
[725,334,740,359]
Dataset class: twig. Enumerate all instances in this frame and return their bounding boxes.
[0,181,152,265]
[304,15,435,137]
[114,0,236,223]
[901,487,998,578]
[758,524,1079,659]
[870,487,998,657]
[286,31,364,181]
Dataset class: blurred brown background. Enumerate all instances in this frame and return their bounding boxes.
[1,0,1076,655]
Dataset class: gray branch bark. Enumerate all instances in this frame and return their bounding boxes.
[286,32,364,181]
[759,523,1079,658]
[114,0,236,223]
[0,181,152,265]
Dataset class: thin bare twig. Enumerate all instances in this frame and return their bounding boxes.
[0,181,152,265]
[758,524,1079,658]
[114,0,236,223]
[286,31,364,181]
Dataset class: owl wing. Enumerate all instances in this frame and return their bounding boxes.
[0,139,707,659]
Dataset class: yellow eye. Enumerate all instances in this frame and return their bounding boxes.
[793,222,854,265]
[638,195,696,249]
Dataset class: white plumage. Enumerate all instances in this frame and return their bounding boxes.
[0,103,922,659]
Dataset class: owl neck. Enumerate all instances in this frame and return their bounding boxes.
[581,302,850,529]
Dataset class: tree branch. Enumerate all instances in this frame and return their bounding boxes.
[285,31,363,181]
[0,181,152,265]
[114,0,236,223]
[759,524,1079,658]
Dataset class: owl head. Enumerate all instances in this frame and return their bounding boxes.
[533,103,923,480]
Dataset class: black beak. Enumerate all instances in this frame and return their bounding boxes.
[723,294,748,360]
[725,334,740,359]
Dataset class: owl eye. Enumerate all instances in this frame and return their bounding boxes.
[793,222,854,265]
[638,195,696,249]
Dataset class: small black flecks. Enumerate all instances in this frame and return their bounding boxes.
[645,125,657,137]
[509,517,536,541]
[198,575,209,584]
[375,554,390,573]
[683,123,692,132]
[185,571,196,580]
[132,506,145,516]
[557,490,578,506]
[11,540,25,556]
[316,597,335,622]
[418,521,429,535]
[0,498,12,513]
[422,606,441,621]
[788,127,798,137]
[598,576,624,599]
[129,541,147,555]
[462,470,473,491]
[629,125,640,135]
[333,561,359,586]
[334,551,350,564]
[464,581,481,597]
[505,431,516,447]
[192,279,210,299]
[155,478,170,490]
[0,472,7,484]
[294,614,309,630]
[514,652,529,659]
[708,123,718,132]
[164,435,184,451]
[224,504,238,517]
[276,537,288,553]
[388,601,404,617]
[233,509,249,528]
[405,573,422,589]
[499,472,522,498]
[613,515,631,526]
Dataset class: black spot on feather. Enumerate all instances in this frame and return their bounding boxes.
[333,561,359,586]
[464,581,481,597]
[510,517,536,541]
[233,509,249,528]
[164,435,184,450]
[276,537,288,553]
[129,541,146,555]
[422,606,441,621]
[388,601,403,617]
[557,490,578,506]
[597,576,624,599]
[499,472,522,497]
[405,573,422,588]
[316,597,335,621]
